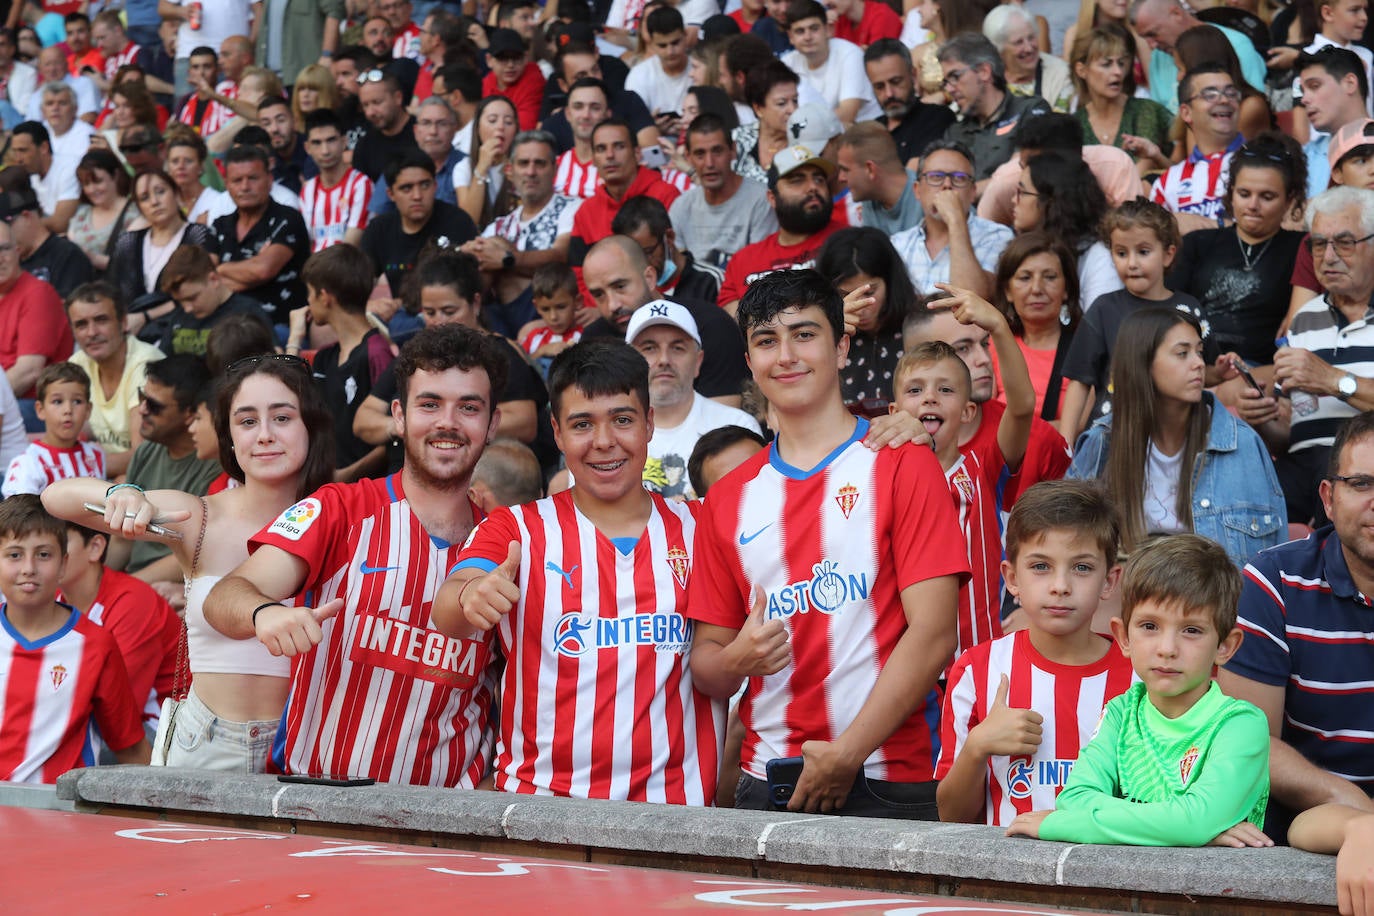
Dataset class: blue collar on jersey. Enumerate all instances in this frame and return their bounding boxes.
[768,416,867,481]
[0,602,80,650]
[1188,133,1244,164]
[386,470,481,550]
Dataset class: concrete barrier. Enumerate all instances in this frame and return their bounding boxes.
[54,766,1339,914]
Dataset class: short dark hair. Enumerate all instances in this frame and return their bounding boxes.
[1120,533,1242,638]
[303,107,344,138]
[548,337,651,418]
[1178,63,1233,107]
[644,5,684,36]
[393,323,509,408]
[736,268,844,343]
[1013,111,1083,155]
[144,354,211,412]
[1298,45,1369,104]
[333,44,376,70]
[159,245,217,296]
[65,281,125,320]
[530,262,579,300]
[205,314,277,375]
[864,38,911,67]
[223,143,271,170]
[384,147,437,186]
[436,64,481,102]
[1329,411,1374,476]
[685,112,732,149]
[36,361,90,402]
[722,33,773,79]
[784,0,826,29]
[66,521,109,564]
[591,116,636,148]
[1005,480,1120,567]
[402,250,484,314]
[611,195,670,238]
[188,45,218,61]
[301,244,374,314]
[11,120,50,151]
[257,94,291,116]
[566,75,610,105]
[0,495,66,555]
[744,58,799,109]
[688,424,766,497]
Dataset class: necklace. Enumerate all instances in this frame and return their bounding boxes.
[1237,233,1274,272]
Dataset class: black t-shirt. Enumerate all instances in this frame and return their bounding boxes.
[881,104,957,165]
[1062,288,1214,422]
[22,233,92,299]
[1167,227,1304,365]
[156,292,272,356]
[582,295,749,399]
[351,115,421,181]
[312,328,394,468]
[359,202,478,298]
[208,201,311,318]
[543,88,655,155]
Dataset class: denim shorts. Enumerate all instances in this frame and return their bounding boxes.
[161,687,278,773]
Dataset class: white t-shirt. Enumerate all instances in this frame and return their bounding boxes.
[645,392,761,501]
[171,0,262,60]
[1143,441,1184,534]
[45,119,95,166]
[31,162,78,217]
[198,183,303,223]
[677,0,720,27]
[781,38,882,122]
[625,55,692,118]
[26,74,99,119]
[1077,241,1124,312]
[0,371,26,474]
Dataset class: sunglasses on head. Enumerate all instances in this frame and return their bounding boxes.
[356,68,387,85]
[226,352,310,374]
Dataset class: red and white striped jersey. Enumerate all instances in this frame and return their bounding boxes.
[2,440,105,498]
[68,568,178,724]
[393,22,423,61]
[0,606,144,783]
[176,82,233,137]
[301,168,372,251]
[690,420,971,783]
[660,167,693,193]
[555,149,600,199]
[453,491,725,804]
[250,473,498,787]
[1149,141,1239,223]
[945,451,1005,658]
[520,325,582,356]
[104,41,142,81]
[936,629,1137,825]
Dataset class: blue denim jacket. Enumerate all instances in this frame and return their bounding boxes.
[1067,392,1288,567]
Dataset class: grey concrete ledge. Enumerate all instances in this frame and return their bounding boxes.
[53,767,1337,909]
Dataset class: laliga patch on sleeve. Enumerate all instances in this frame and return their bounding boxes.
[269,497,323,541]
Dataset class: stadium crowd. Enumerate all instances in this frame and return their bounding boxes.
[0,0,1371,908]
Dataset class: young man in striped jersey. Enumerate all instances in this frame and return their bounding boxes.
[688,269,967,817]
[435,338,725,804]
[301,110,373,252]
[204,324,507,787]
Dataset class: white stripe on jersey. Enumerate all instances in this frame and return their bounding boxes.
[3,442,105,497]
[301,168,373,252]
[555,150,600,199]
[0,624,84,783]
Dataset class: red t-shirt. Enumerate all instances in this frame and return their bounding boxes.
[832,1,903,46]
[0,272,74,398]
[717,217,844,308]
[481,63,547,131]
[76,569,179,722]
[961,401,1072,509]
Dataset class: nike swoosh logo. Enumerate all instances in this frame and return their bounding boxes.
[359,562,401,575]
[739,525,771,545]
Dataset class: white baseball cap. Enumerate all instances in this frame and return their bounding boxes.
[625,299,702,346]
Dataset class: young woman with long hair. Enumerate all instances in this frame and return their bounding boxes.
[1066,308,1286,566]
[42,355,336,771]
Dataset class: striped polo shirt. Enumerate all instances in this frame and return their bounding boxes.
[1285,295,1374,452]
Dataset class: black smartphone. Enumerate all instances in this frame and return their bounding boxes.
[277,774,376,787]
[656,111,680,121]
[1231,358,1262,394]
[765,756,804,809]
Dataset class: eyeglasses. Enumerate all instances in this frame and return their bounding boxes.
[1306,232,1374,259]
[356,68,386,85]
[640,236,664,261]
[226,353,310,374]
[1013,185,1041,201]
[1185,86,1241,104]
[137,388,167,415]
[940,67,968,88]
[919,170,973,188]
[118,141,155,155]
[1328,474,1374,493]
[416,117,455,130]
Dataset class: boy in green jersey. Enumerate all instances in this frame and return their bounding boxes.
[1006,534,1273,847]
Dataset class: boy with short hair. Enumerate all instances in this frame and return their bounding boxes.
[0,495,149,782]
[779,0,881,127]
[435,337,725,804]
[522,263,584,363]
[157,246,274,357]
[625,6,693,139]
[936,480,1137,825]
[3,362,104,497]
[1006,534,1272,847]
[892,287,1034,659]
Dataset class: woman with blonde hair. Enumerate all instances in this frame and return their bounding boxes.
[1070,24,1172,176]
[1064,0,1151,91]
[290,64,338,132]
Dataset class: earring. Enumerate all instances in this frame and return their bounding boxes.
[1059,303,1071,326]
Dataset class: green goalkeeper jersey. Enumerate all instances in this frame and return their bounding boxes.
[1039,681,1270,846]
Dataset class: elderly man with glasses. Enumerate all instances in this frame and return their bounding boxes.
[1238,185,1374,527]
[890,139,1012,299]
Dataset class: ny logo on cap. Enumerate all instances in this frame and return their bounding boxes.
[650,303,669,317]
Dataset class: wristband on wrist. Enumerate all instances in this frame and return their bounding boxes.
[105,482,144,497]
[252,601,285,629]
[457,577,479,607]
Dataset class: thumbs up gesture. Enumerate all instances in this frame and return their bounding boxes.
[461,541,523,632]
[256,597,344,658]
[969,675,1044,757]
[723,585,792,678]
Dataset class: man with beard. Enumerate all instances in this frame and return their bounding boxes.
[466,130,581,336]
[613,196,722,305]
[891,140,1010,298]
[717,144,843,316]
[864,40,954,166]
[258,95,314,195]
[351,70,420,182]
[552,77,610,199]
[669,113,777,271]
[329,45,376,151]
[582,236,748,405]
[939,34,1048,189]
[204,323,505,788]
[1149,66,1244,232]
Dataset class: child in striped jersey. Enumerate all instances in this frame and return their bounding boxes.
[2,363,104,498]
[1006,534,1273,847]
[936,480,1136,825]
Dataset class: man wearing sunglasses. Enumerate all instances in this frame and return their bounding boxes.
[890,139,1011,299]
[350,68,420,182]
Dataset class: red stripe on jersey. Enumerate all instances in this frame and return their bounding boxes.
[780,470,831,760]
[587,532,619,793]
[555,150,600,199]
[944,452,1004,658]
[511,499,549,793]
[302,169,372,251]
